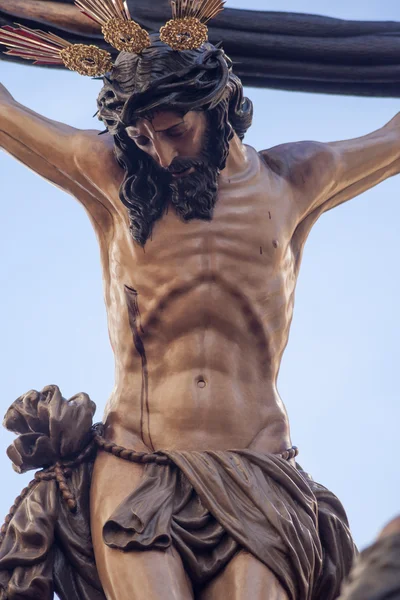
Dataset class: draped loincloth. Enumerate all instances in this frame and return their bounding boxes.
[102,447,357,599]
[0,386,357,600]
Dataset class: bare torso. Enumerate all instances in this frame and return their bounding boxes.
[1,83,399,598]
[100,145,297,455]
[2,92,398,460]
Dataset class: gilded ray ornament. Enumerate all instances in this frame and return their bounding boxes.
[0,25,113,76]
[0,0,226,74]
[160,0,225,51]
[74,0,151,53]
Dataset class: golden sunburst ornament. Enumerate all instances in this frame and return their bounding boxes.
[75,0,151,53]
[160,0,226,51]
[0,0,228,77]
[0,24,113,76]
[60,44,113,76]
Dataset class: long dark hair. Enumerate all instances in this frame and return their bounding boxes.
[97,35,253,246]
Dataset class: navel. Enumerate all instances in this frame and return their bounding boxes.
[196,376,207,389]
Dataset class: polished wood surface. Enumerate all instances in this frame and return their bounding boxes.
[0,81,399,597]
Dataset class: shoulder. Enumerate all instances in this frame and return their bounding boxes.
[260,141,339,190]
[72,129,124,191]
[69,129,128,233]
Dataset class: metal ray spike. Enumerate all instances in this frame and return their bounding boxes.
[170,0,225,22]
[197,0,225,22]
[101,0,121,19]
[0,28,64,52]
[111,0,126,20]
[0,25,66,64]
[122,1,132,20]
[162,0,226,50]
[189,0,197,18]
[93,0,119,20]
[75,0,114,26]
[17,24,70,48]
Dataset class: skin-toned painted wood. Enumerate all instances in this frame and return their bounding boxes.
[0,81,399,598]
[0,0,101,35]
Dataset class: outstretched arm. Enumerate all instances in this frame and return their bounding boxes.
[262,113,400,226]
[0,82,123,234]
[0,0,100,35]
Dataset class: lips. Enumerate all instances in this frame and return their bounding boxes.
[171,167,195,179]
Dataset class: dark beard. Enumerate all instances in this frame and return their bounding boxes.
[168,156,219,222]
[119,122,228,246]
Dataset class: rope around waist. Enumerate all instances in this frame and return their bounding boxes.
[92,423,299,466]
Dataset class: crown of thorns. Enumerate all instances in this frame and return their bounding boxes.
[0,0,225,78]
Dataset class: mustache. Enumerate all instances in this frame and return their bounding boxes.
[166,157,207,175]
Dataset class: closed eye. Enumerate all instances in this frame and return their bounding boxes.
[165,128,187,138]
[134,136,151,146]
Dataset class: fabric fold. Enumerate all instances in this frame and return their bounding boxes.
[1,385,357,599]
[0,386,105,600]
[103,449,357,597]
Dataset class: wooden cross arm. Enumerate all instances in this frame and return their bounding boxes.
[0,0,101,36]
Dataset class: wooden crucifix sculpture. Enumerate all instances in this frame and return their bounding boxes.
[0,1,399,599]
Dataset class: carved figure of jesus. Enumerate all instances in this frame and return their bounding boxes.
[0,33,399,600]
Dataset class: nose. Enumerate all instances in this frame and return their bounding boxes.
[153,140,177,169]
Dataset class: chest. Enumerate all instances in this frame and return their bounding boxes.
[108,160,295,302]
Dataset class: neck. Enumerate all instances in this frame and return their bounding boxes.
[220,133,248,181]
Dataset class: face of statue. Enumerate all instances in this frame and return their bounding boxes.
[97,41,253,245]
[125,109,221,223]
[125,110,208,171]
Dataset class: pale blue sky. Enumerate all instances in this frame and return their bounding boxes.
[0,0,399,554]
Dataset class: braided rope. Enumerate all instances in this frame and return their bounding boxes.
[1,422,299,550]
[93,423,299,465]
[93,424,171,466]
[280,446,299,461]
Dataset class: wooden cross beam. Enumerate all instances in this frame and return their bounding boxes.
[1,0,400,97]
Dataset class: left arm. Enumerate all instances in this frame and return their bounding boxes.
[262,113,400,224]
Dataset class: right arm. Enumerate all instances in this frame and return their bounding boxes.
[0,83,124,235]
[0,0,101,35]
